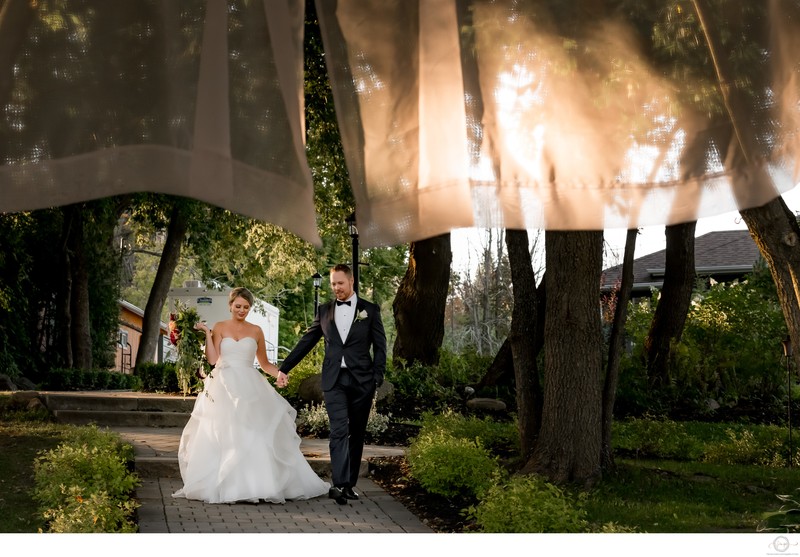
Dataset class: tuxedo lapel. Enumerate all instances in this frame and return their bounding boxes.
[324,301,344,344]
[351,300,366,324]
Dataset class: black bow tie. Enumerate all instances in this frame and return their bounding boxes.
[336,300,351,306]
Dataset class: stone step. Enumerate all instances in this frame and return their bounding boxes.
[41,391,196,413]
[54,409,191,428]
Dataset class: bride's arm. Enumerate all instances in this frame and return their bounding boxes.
[196,321,220,365]
[255,328,279,378]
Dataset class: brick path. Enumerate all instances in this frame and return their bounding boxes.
[115,426,433,534]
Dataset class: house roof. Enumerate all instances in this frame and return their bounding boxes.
[118,299,169,332]
[601,229,763,294]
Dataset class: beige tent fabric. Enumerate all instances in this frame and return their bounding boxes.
[0,0,320,246]
[318,0,800,247]
[1,0,800,249]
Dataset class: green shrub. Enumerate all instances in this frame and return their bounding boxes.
[134,362,179,392]
[108,370,137,390]
[43,486,138,533]
[407,429,500,498]
[612,418,799,466]
[32,424,139,532]
[297,402,330,437]
[62,424,135,462]
[418,409,519,454]
[613,416,704,460]
[298,399,391,439]
[35,368,141,391]
[282,345,324,400]
[467,475,588,533]
[616,273,788,422]
[385,349,492,417]
[43,368,78,390]
[703,426,791,467]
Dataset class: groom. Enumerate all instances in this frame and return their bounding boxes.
[277,264,387,505]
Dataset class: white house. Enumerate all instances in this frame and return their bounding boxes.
[168,281,280,365]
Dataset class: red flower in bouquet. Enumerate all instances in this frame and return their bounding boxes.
[168,314,180,345]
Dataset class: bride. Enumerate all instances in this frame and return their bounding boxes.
[172,287,330,504]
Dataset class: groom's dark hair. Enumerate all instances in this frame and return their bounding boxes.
[331,263,353,278]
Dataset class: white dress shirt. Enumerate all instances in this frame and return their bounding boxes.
[334,293,357,367]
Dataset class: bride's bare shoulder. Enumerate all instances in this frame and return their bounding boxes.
[212,319,233,333]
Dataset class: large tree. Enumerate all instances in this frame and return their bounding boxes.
[505,229,543,460]
[134,198,192,367]
[393,234,453,366]
[644,222,697,386]
[527,230,604,485]
[601,228,637,467]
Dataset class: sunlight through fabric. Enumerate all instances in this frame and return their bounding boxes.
[1,0,800,248]
[318,0,800,246]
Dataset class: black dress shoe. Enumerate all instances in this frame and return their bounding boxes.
[341,486,359,500]
[328,486,348,505]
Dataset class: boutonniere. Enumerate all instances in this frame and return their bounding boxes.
[354,309,368,322]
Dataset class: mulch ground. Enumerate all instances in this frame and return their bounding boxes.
[311,419,481,533]
[367,455,478,533]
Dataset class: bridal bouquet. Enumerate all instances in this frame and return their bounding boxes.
[169,301,209,395]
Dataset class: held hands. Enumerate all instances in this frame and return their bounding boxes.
[276,371,289,388]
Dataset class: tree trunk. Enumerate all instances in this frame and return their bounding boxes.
[526,231,603,486]
[68,207,93,370]
[740,200,800,370]
[505,229,542,460]
[56,208,74,369]
[601,228,637,469]
[392,234,452,366]
[644,222,696,387]
[477,338,513,390]
[135,201,190,367]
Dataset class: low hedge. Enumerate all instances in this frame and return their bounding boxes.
[133,362,179,393]
[35,368,142,392]
[32,424,140,532]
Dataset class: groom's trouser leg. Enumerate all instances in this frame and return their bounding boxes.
[347,380,376,487]
[324,379,351,488]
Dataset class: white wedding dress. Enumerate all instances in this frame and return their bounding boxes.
[172,337,330,504]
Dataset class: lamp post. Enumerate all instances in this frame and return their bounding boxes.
[346,212,359,294]
[312,272,322,316]
[783,335,793,467]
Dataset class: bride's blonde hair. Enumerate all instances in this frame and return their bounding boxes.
[229,287,255,307]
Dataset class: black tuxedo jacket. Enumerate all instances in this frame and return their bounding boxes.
[279,297,387,391]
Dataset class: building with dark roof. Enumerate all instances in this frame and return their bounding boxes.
[601,230,763,298]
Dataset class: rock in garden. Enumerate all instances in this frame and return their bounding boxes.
[298,373,394,403]
[466,397,507,412]
[376,380,393,402]
[0,374,17,391]
[26,397,47,412]
[298,374,324,403]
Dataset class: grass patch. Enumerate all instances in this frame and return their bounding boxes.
[0,395,67,533]
[1,393,139,533]
[585,458,800,532]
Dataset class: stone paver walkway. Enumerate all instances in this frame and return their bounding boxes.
[113,426,433,534]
